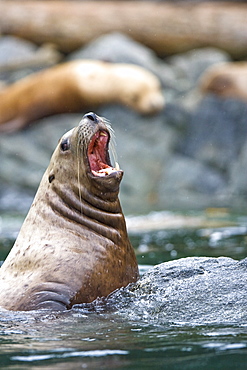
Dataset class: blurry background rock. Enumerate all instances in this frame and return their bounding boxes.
[0,36,62,82]
[0,1,247,215]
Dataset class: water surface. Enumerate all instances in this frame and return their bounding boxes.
[0,210,246,369]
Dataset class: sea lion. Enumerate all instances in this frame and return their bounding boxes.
[0,112,139,311]
[200,61,247,102]
[0,60,165,133]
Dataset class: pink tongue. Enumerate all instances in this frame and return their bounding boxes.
[88,131,109,172]
[90,154,111,172]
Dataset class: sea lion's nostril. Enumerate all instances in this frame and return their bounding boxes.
[84,112,98,123]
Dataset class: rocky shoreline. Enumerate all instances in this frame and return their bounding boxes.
[0,31,246,215]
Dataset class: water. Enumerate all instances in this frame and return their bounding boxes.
[1,309,247,369]
[0,210,247,369]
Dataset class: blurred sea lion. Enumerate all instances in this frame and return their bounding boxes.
[0,112,139,311]
[0,60,164,133]
[200,62,247,102]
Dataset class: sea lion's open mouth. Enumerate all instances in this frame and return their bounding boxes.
[88,130,119,177]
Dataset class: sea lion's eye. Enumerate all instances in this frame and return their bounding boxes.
[60,138,70,151]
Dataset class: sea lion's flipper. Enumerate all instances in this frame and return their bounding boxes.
[35,300,68,311]
[29,283,72,311]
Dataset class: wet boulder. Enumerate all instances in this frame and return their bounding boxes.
[180,95,247,173]
[104,256,247,324]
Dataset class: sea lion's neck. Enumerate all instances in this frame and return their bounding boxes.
[48,182,127,245]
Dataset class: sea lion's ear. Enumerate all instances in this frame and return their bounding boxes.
[60,137,70,152]
[48,174,55,183]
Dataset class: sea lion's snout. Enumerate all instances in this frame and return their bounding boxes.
[83,112,100,124]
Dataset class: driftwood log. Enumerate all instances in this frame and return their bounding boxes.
[0,1,247,58]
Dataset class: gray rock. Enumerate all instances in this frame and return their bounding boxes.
[0,36,38,82]
[68,32,158,69]
[0,36,62,83]
[158,155,227,210]
[228,141,247,201]
[0,36,37,66]
[180,95,247,173]
[168,47,231,86]
[102,256,247,324]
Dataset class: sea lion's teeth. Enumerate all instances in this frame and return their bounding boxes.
[92,170,106,177]
[115,162,120,171]
[101,167,114,175]
[100,132,107,137]
[92,167,117,177]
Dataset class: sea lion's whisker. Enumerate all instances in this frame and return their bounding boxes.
[105,121,118,169]
[76,138,83,215]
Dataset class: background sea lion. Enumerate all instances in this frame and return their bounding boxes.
[0,112,139,311]
[200,61,247,102]
[0,60,165,133]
